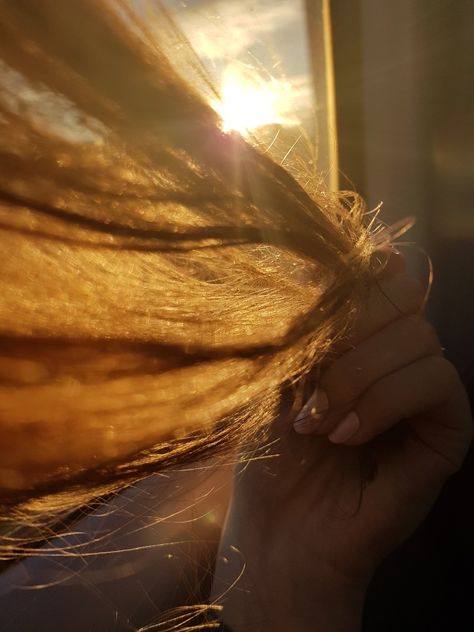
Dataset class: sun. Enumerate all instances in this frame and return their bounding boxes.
[212,65,298,136]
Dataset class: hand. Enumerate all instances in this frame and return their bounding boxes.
[211,265,473,631]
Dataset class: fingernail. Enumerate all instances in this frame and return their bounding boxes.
[328,411,360,444]
[293,388,328,435]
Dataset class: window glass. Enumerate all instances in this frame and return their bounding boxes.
[166,0,338,188]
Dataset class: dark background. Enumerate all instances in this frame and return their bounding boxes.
[331,0,474,629]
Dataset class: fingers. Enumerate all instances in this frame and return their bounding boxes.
[293,268,472,480]
[339,272,427,350]
[372,248,406,279]
[329,355,472,481]
[324,315,441,409]
[329,356,458,445]
[294,315,442,435]
[293,307,473,476]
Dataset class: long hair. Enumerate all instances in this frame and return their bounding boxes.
[0,0,380,556]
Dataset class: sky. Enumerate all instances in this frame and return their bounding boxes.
[161,0,335,180]
[164,0,315,120]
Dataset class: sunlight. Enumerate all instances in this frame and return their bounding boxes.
[212,65,298,136]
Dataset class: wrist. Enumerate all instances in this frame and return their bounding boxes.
[211,538,370,632]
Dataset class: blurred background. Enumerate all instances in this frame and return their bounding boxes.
[1,1,472,630]
[330,1,474,629]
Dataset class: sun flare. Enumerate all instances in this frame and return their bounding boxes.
[212,65,298,136]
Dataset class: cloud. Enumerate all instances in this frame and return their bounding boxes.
[174,0,302,61]
[165,1,315,129]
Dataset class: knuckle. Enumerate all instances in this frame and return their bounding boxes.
[321,365,360,407]
[403,315,441,353]
[424,355,459,393]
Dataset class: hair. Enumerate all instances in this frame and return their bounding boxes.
[0,0,384,560]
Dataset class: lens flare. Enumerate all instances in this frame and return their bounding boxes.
[212,65,298,135]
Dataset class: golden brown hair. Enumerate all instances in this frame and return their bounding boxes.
[0,0,380,557]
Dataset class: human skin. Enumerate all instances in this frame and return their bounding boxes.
[211,264,473,631]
